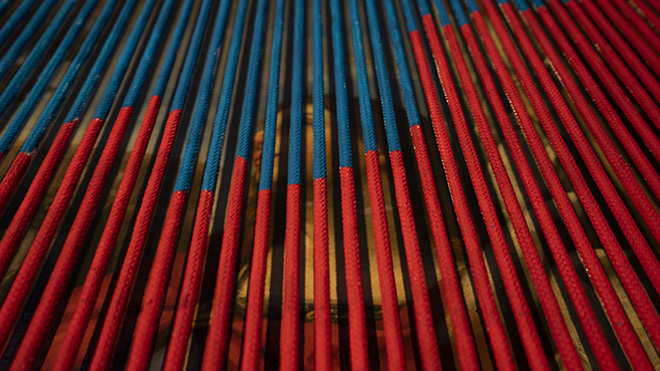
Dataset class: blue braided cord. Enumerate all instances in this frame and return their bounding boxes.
[438,0,470,24]
[400,0,421,31]
[90,0,159,120]
[509,0,531,11]
[0,0,15,15]
[464,0,480,15]
[151,0,195,98]
[172,0,236,192]
[232,0,270,162]
[257,0,287,191]
[312,0,326,180]
[287,0,305,186]
[363,0,402,151]
[166,0,214,112]
[8,0,115,155]
[384,0,425,131]
[0,0,80,115]
[442,0,472,25]
[200,0,250,192]
[121,0,177,107]
[347,0,378,154]
[329,0,353,169]
[0,0,38,47]
[57,0,139,125]
[0,0,59,79]
[527,0,545,9]
[415,0,434,18]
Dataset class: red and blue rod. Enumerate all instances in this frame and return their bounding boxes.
[201,0,272,369]
[558,0,660,125]
[87,1,218,369]
[510,0,660,278]
[8,0,170,368]
[41,2,192,371]
[444,0,622,368]
[0,0,134,290]
[385,0,518,368]
[487,0,660,349]
[402,0,552,368]
[238,0,287,369]
[0,0,148,357]
[0,0,113,210]
[422,0,592,367]
[461,0,656,368]
[0,0,81,115]
[120,1,234,370]
[309,0,331,368]
[0,0,58,83]
[473,0,660,366]
[0,0,39,52]
[163,0,250,368]
[346,0,407,367]
[378,0,484,368]
[279,0,304,367]
[529,0,660,164]
[327,0,370,368]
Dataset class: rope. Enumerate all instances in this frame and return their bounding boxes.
[347,0,407,367]
[561,0,660,125]
[87,0,216,367]
[447,0,619,368]
[162,0,248,368]
[123,0,235,368]
[240,0,286,368]
[200,0,270,367]
[466,0,656,367]
[0,0,58,84]
[0,0,80,115]
[45,1,191,369]
[0,0,142,355]
[279,0,305,368]
[489,1,660,350]
[311,0,331,367]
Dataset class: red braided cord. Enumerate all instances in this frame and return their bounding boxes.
[241,190,273,370]
[564,0,660,126]
[312,177,332,371]
[595,0,660,77]
[414,20,549,370]
[469,10,653,369]
[459,21,619,370]
[280,183,302,370]
[495,3,660,327]
[202,156,250,371]
[0,121,75,279]
[481,1,660,365]
[535,5,660,187]
[10,105,136,371]
[409,29,516,371]
[361,151,406,369]
[0,116,104,351]
[388,149,442,370]
[518,6,660,272]
[443,20,584,369]
[89,108,182,371]
[337,167,370,369]
[163,189,214,371]
[629,0,660,30]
